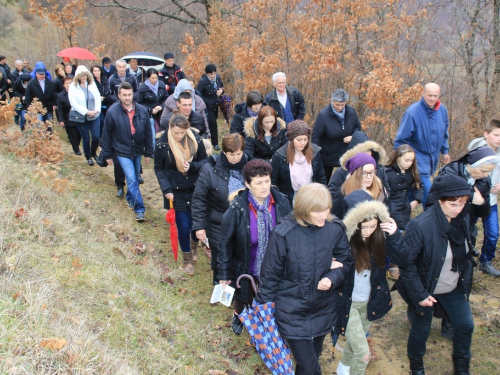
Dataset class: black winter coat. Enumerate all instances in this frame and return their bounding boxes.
[218,187,292,304]
[94,76,111,108]
[101,65,116,80]
[159,64,186,94]
[191,154,247,249]
[160,110,207,137]
[255,214,353,340]
[243,117,288,163]
[337,232,402,335]
[135,81,168,119]
[10,68,29,84]
[312,105,361,168]
[196,74,224,108]
[52,76,65,102]
[230,102,251,135]
[385,165,423,230]
[426,159,491,219]
[263,87,306,122]
[100,101,154,160]
[395,205,475,316]
[108,72,138,103]
[56,90,75,127]
[154,131,208,210]
[25,78,54,111]
[271,143,327,206]
[13,76,29,110]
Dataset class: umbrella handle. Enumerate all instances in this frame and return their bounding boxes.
[169,199,173,209]
[236,274,258,294]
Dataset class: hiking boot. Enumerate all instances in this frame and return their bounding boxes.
[453,356,470,375]
[409,357,425,375]
[138,178,144,184]
[479,261,500,277]
[136,212,145,222]
[127,200,134,209]
[232,312,243,335]
[116,187,124,198]
[87,158,94,166]
[190,239,199,263]
[441,319,454,341]
[182,251,195,276]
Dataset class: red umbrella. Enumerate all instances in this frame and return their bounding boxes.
[57,47,97,61]
[165,200,178,261]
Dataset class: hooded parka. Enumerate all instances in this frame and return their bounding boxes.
[243,117,288,162]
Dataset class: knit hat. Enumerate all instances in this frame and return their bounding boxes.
[287,120,311,141]
[345,153,376,175]
[164,52,174,59]
[433,174,470,199]
[102,57,111,64]
[467,146,497,167]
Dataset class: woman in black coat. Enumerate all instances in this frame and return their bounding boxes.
[52,64,66,111]
[192,134,247,284]
[56,76,81,155]
[244,105,288,163]
[272,120,326,206]
[312,89,361,179]
[135,68,169,150]
[336,190,402,375]
[229,90,263,136]
[154,112,208,275]
[91,65,110,135]
[218,159,292,335]
[255,183,352,375]
[395,175,477,375]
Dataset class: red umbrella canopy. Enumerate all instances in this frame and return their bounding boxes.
[57,47,97,61]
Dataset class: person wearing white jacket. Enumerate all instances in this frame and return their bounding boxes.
[468,118,500,277]
[69,65,102,165]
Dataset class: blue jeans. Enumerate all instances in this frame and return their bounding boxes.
[76,118,100,158]
[150,118,156,151]
[20,110,27,128]
[420,175,432,207]
[117,156,145,214]
[175,206,197,253]
[407,288,474,360]
[480,204,499,263]
[19,111,52,129]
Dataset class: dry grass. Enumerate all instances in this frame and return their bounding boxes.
[0,119,499,374]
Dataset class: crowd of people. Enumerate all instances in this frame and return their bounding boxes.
[2,51,500,375]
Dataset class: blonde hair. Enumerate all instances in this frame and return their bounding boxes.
[202,139,212,156]
[341,167,382,199]
[294,183,334,227]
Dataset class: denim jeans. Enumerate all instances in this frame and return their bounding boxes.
[117,155,144,214]
[420,175,432,208]
[175,206,197,253]
[149,117,156,151]
[20,110,27,128]
[76,118,100,158]
[480,204,499,263]
[407,288,474,360]
[286,335,325,375]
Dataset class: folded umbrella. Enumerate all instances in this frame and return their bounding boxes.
[165,199,178,261]
[218,94,232,125]
[236,274,294,375]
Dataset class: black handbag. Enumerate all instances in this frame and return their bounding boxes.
[69,109,85,123]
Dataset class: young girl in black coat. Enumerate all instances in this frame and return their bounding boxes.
[385,144,423,231]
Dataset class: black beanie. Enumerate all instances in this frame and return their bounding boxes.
[433,174,470,199]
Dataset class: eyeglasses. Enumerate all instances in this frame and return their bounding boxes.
[362,171,375,177]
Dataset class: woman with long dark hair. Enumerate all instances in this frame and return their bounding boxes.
[244,105,288,163]
[154,112,208,275]
[91,65,110,135]
[57,76,81,155]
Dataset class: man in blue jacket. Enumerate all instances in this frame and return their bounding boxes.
[394,83,450,206]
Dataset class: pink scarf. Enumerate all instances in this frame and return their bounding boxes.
[289,150,313,192]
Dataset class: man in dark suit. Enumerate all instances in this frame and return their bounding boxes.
[24,66,54,132]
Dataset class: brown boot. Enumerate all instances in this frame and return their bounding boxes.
[190,239,198,264]
[182,251,195,276]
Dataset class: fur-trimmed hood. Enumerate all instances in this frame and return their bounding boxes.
[243,116,287,138]
[339,140,387,170]
[342,199,390,240]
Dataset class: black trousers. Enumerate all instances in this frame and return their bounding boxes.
[65,126,81,153]
[207,105,219,146]
[113,155,125,188]
[286,335,325,375]
[323,165,335,183]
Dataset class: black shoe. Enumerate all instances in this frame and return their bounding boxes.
[136,212,145,222]
[127,200,134,209]
[453,356,470,375]
[441,319,454,341]
[87,158,94,166]
[138,178,144,184]
[75,150,82,155]
[214,145,221,151]
[116,187,124,198]
[231,312,243,335]
[409,357,425,375]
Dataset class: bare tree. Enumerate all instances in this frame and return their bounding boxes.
[0,5,15,38]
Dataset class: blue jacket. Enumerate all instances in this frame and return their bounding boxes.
[30,62,53,81]
[394,97,449,177]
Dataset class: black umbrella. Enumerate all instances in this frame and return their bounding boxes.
[120,52,164,67]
